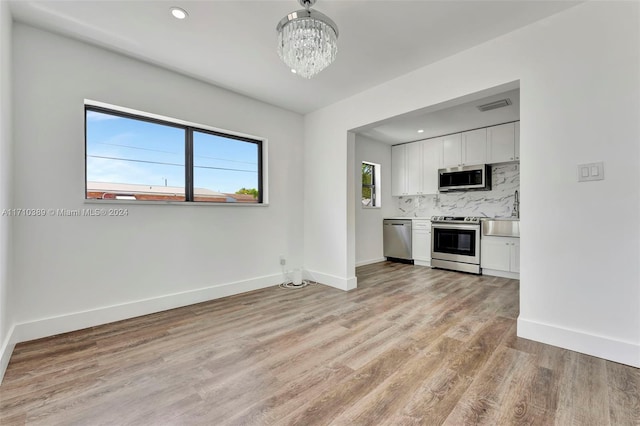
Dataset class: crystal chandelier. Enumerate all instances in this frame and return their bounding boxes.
[276,0,339,79]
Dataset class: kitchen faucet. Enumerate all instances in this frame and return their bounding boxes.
[512,190,520,218]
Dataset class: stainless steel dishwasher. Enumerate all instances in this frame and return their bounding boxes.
[383,219,413,261]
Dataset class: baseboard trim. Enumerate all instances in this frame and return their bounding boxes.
[482,268,519,279]
[305,270,357,291]
[0,324,16,384]
[11,274,283,348]
[355,258,385,267]
[517,317,640,368]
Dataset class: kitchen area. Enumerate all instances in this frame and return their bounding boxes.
[356,89,520,279]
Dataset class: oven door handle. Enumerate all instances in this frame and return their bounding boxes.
[431,223,480,231]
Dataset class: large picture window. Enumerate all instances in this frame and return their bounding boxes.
[85,105,263,203]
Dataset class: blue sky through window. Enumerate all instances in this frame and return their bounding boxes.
[86,111,259,194]
[193,131,258,194]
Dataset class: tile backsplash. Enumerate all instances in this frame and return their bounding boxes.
[395,163,520,218]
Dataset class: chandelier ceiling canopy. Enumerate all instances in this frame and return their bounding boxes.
[276,0,339,79]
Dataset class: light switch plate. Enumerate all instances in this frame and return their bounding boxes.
[578,162,604,182]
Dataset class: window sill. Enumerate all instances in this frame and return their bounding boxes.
[84,199,268,207]
[362,206,381,210]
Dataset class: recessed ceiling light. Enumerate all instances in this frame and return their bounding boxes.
[291,69,297,74]
[170,7,188,20]
[417,129,424,133]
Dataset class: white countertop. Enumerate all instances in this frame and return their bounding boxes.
[385,216,519,220]
[384,217,432,220]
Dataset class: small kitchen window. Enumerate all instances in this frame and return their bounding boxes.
[85,102,264,204]
[362,161,381,208]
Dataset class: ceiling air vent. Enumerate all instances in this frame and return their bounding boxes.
[477,98,512,112]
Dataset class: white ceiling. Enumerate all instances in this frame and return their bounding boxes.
[358,88,520,145]
[9,0,579,114]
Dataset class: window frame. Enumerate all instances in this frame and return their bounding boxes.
[361,161,380,208]
[84,101,266,205]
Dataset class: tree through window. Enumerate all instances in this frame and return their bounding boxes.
[362,162,379,207]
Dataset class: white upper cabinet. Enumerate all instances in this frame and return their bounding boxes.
[514,121,520,161]
[462,128,487,165]
[392,141,424,196]
[391,144,407,196]
[442,129,487,167]
[421,138,442,194]
[405,142,423,195]
[392,139,441,196]
[442,133,463,168]
[487,122,518,164]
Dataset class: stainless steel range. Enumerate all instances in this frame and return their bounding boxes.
[431,216,481,274]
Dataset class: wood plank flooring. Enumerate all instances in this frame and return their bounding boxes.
[1,262,638,425]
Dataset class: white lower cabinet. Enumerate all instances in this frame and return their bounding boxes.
[481,236,519,278]
[510,240,520,273]
[411,220,431,266]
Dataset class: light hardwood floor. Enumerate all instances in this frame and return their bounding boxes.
[1,262,639,425]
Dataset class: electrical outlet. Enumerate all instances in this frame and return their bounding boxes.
[279,255,286,266]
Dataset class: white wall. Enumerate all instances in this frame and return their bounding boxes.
[10,24,304,344]
[0,0,15,379]
[355,135,394,266]
[304,2,640,367]
[303,111,354,289]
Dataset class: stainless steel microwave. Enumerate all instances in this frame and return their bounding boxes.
[438,164,491,192]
